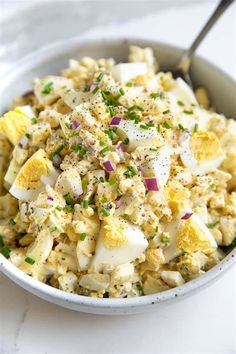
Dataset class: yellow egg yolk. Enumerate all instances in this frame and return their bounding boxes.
[0,110,31,145]
[103,218,128,249]
[177,218,213,253]
[190,132,223,163]
[15,150,52,189]
[166,182,190,214]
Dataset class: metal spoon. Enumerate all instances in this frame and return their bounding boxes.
[166,0,234,87]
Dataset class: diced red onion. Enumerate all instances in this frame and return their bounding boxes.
[144,178,159,191]
[71,120,80,130]
[110,117,122,126]
[103,160,114,172]
[181,212,193,220]
[47,196,54,204]
[52,154,62,168]
[115,196,122,209]
[18,135,29,148]
[116,142,126,153]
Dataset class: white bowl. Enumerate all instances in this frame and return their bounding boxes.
[0,38,235,315]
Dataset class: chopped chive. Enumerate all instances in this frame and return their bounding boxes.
[101,196,108,203]
[122,137,129,145]
[178,123,186,132]
[0,235,4,248]
[31,117,38,125]
[231,238,236,247]
[128,105,144,112]
[25,133,31,139]
[92,86,99,94]
[101,207,110,216]
[1,245,11,258]
[56,206,62,211]
[150,148,158,151]
[50,225,58,233]
[156,124,161,133]
[136,283,144,296]
[99,140,106,146]
[64,205,74,213]
[117,188,124,196]
[79,233,87,241]
[72,144,86,157]
[184,109,193,115]
[119,88,125,96]
[108,105,116,117]
[163,121,172,129]
[50,144,65,160]
[177,100,185,106]
[140,124,149,130]
[42,82,53,94]
[96,72,104,82]
[82,179,89,187]
[82,200,89,209]
[65,122,71,129]
[25,256,35,265]
[126,82,132,87]
[100,146,110,156]
[150,92,160,99]
[193,123,198,132]
[99,176,105,183]
[124,166,137,177]
[206,221,219,229]
[64,193,74,205]
[105,129,117,141]
[128,111,140,124]
[8,218,16,225]
[163,109,170,115]
[160,235,170,244]
[108,177,116,186]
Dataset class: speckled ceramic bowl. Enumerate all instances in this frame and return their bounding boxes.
[0,38,235,315]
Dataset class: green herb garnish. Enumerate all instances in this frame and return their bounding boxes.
[117,188,124,196]
[136,283,144,296]
[82,179,89,187]
[193,123,198,132]
[99,177,105,183]
[92,86,99,94]
[25,257,35,265]
[31,117,38,125]
[79,233,87,241]
[119,88,125,96]
[108,105,116,117]
[184,109,193,115]
[124,166,137,177]
[206,221,219,229]
[108,177,116,186]
[50,225,58,233]
[8,218,16,225]
[64,205,74,213]
[178,123,186,132]
[163,109,170,115]
[177,100,185,106]
[96,72,105,82]
[0,235,4,248]
[150,92,160,99]
[101,207,110,217]
[42,82,53,94]
[50,144,65,160]
[126,82,132,87]
[122,137,129,145]
[56,206,62,211]
[156,124,161,133]
[72,144,87,157]
[105,129,117,141]
[1,245,11,258]
[82,200,89,209]
[160,235,170,244]
[100,146,110,156]
[64,193,74,205]
[163,121,172,129]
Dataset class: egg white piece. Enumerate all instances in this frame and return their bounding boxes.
[163,213,217,263]
[116,120,163,152]
[10,149,59,202]
[171,77,198,106]
[180,133,225,176]
[91,218,148,272]
[16,105,35,118]
[143,146,171,188]
[4,159,21,185]
[110,62,148,83]
[79,273,110,291]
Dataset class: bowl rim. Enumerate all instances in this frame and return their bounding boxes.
[0,36,235,310]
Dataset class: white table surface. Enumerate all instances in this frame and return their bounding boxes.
[0,1,236,353]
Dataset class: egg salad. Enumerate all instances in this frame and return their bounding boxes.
[0,46,235,298]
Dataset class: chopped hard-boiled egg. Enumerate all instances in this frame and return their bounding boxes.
[55,168,83,198]
[180,131,225,176]
[4,159,21,186]
[0,108,32,145]
[142,146,171,188]
[10,149,59,201]
[91,217,148,272]
[171,77,198,106]
[163,213,217,262]
[26,229,53,263]
[110,62,148,83]
[116,119,164,152]
[79,273,110,291]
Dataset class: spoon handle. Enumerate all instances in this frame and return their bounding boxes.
[178,0,234,72]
